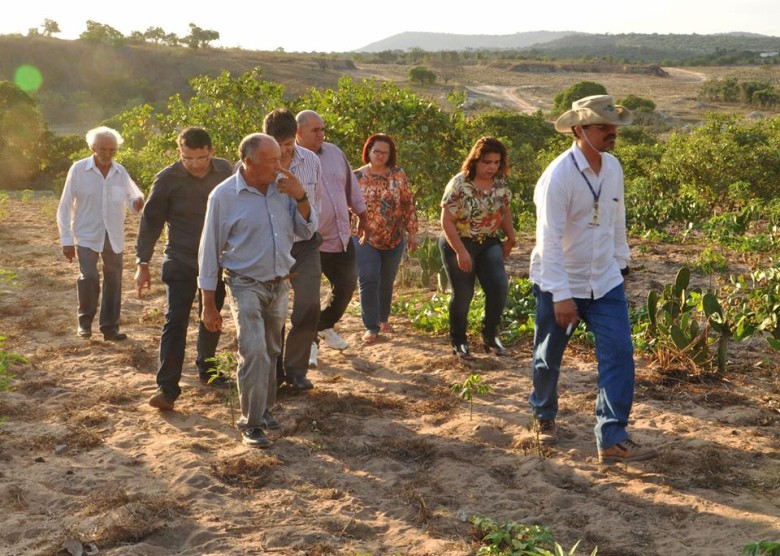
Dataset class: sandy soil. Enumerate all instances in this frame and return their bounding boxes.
[0,194,778,555]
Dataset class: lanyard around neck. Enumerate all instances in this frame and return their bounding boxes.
[569,152,601,206]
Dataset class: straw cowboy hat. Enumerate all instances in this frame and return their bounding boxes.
[554,95,633,133]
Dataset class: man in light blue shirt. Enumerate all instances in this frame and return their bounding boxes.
[199,133,317,448]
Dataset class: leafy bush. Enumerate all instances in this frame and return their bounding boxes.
[471,515,596,556]
[551,81,607,116]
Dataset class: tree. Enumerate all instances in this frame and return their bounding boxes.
[183,23,219,49]
[79,20,124,45]
[432,51,461,85]
[42,19,60,37]
[618,94,656,113]
[551,81,608,116]
[0,82,47,189]
[408,66,436,85]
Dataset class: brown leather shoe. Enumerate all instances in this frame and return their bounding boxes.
[149,391,174,411]
[599,439,657,464]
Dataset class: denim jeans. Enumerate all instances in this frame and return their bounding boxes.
[318,240,357,332]
[226,274,289,430]
[156,257,226,401]
[354,237,405,334]
[277,234,322,382]
[76,233,123,335]
[438,235,508,347]
[529,283,635,450]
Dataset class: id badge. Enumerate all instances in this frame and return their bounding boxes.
[589,206,600,227]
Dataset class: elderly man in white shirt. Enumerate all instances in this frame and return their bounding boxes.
[57,126,144,341]
[528,95,657,464]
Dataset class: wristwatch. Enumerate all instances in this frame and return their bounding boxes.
[296,192,309,204]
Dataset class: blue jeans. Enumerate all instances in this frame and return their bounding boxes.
[226,274,289,430]
[438,235,508,347]
[354,237,405,334]
[156,257,226,400]
[318,240,357,332]
[529,283,635,450]
[76,233,123,335]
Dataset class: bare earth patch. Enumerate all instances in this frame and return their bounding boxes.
[0,195,777,555]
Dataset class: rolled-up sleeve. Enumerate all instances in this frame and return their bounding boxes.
[293,199,318,240]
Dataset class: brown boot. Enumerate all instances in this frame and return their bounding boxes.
[599,439,657,464]
[149,390,174,411]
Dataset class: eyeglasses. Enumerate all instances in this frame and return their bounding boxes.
[370,149,390,156]
[182,155,211,163]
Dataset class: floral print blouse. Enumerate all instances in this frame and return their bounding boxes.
[440,172,512,240]
[354,165,419,250]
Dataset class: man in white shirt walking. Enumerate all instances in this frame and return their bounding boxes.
[528,95,657,464]
[57,126,144,341]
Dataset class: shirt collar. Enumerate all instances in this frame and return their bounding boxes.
[86,156,115,175]
[234,169,279,196]
[571,142,594,174]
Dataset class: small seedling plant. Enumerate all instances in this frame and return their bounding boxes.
[205,352,238,426]
[451,373,492,421]
[470,515,597,555]
[742,541,780,556]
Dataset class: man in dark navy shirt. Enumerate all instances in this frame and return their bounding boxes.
[135,127,234,411]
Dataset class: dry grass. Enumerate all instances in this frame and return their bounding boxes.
[211,453,282,489]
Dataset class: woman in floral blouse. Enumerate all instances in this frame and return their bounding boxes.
[353,133,419,344]
[439,137,516,359]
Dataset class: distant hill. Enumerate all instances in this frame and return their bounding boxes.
[528,32,780,62]
[0,36,356,132]
[355,30,780,64]
[356,31,577,52]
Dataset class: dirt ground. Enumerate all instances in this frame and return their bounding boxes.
[0,194,778,555]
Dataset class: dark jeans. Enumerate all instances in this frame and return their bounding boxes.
[277,234,322,382]
[318,240,357,332]
[76,234,123,335]
[354,237,405,334]
[156,257,225,400]
[439,235,508,347]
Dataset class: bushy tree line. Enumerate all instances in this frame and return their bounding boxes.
[27,19,220,49]
[700,78,780,109]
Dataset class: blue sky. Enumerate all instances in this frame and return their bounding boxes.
[1,0,778,53]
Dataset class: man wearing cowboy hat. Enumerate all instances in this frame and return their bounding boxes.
[527,94,657,464]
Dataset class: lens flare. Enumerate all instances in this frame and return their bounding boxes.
[14,65,43,93]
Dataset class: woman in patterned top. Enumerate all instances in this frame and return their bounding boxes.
[439,137,516,359]
[353,133,419,344]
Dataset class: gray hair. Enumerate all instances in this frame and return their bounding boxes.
[86,126,123,148]
[295,110,321,128]
[238,133,276,162]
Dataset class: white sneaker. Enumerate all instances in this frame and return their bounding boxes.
[319,328,349,350]
[308,342,318,368]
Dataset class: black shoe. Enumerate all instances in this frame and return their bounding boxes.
[483,337,507,356]
[262,410,281,430]
[103,331,128,342]
[77,329,91,338]
[199,373,233,389]
[241,427,271,448]
[286,376,314,391]
[452,343,473,360]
